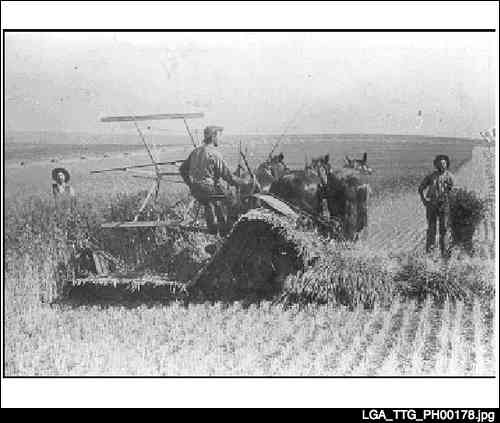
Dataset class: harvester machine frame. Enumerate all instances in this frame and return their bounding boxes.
[92,112,204,228]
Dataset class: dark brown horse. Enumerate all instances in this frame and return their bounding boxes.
[269,158,325,216]
[236,152,290,193]
[325,167,371,240]
[269,153,371,240]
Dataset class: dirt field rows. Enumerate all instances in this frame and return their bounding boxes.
[367,146,496,257]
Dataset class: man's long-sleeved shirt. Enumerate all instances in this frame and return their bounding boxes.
[418,170,455,205]
[180,144,236,187]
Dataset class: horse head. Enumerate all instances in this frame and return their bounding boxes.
[268,153,327,217]
[253,152,290,192]
[308,154,331,187]
[269,152,289,179]
[344,152,373,175]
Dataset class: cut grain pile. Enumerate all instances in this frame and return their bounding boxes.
[449,188,488,253]
[394,253,495,303]
[278,246,495,308]
[190,209,326,301]
[278,246,399,308]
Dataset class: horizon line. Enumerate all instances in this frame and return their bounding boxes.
[4,129,483,141]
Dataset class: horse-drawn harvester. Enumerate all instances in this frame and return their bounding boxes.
[63,112,372,302]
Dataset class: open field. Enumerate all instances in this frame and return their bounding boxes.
[5,133,476,200]
[3,134,496,376]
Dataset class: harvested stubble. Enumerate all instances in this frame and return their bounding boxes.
[191,209,326,301]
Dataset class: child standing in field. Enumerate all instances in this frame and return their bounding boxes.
[51,167,83,279]
[52,167,76,212]
[418,155,455,258]
[52,167,78,244]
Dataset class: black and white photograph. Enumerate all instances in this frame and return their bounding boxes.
[1,1,498,409]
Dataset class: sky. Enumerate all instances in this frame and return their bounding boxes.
[4,31,497,138]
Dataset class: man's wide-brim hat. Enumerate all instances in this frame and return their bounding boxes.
[52,167,70,182]
[433,154,450,168]
[204,125,224,139]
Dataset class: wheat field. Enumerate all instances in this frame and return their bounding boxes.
[3,139,496,376]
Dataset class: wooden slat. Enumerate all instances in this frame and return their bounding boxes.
[101,221,174,228]
[100,113,204,122]
[90,160,184,174]
[159,172,181,176]
[101,221,214,233]
[128,171,181,178]
[128,169,156,177]
[132,176,185,184]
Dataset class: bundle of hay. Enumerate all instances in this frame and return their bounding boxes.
[190,209,325,301]
[278,246,495,308]
[394,254,495,303]
[278,246,399,308]
[134,231,213,282]
[449,188,487,252]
